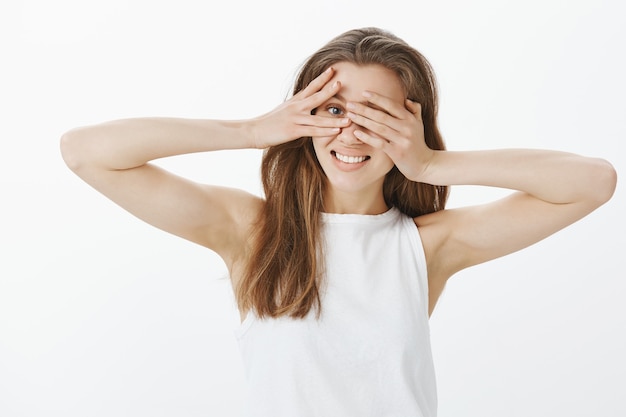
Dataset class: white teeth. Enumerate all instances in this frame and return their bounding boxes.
[334,152,368,164]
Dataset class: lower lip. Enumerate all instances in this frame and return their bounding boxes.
[331,152,369,171]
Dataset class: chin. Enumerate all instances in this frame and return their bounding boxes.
[323,168,390,196]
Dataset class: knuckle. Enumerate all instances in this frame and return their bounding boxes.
[349,114,362,124]
[399,139,412,152]
[380,125,393,137]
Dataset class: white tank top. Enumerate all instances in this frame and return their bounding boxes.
[236,207,437,417]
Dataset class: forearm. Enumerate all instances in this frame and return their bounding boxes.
[60,117,256,171]
[420,149,616,204]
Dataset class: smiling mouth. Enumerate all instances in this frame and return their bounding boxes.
[332,151,370,164]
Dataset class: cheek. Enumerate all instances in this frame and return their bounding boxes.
[312,137,332,157]
[378,153,396,173]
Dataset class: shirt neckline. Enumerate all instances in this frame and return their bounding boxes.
[320,206,399,224]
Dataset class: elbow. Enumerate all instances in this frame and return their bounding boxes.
[589,158,617,206]
[60,128,90,173]
[59,131,76,171]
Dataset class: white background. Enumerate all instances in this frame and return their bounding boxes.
[1,0,624,416]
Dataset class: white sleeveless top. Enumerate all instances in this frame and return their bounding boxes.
[236,207,437,417]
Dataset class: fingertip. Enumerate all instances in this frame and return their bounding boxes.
[354,131,383,149]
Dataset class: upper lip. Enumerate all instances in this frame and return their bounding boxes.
[332,149,370,158]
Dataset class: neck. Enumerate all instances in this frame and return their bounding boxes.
[323,186,389,215]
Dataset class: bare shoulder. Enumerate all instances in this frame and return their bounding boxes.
[194,184,264,267]
[218,188,264,296]
[414,208,461,273]
[413,209,460,313]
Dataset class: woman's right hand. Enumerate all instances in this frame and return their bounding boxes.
[251,67,350,149]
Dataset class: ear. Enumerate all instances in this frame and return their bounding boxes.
[405,99,422,115]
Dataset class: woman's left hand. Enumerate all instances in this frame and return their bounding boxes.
[346,91,434,182]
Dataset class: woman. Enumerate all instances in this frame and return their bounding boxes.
[60,27,616,416]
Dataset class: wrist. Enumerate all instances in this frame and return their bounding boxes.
[210,119,260,150]
[411,149,439,184]
[246,117,264,149]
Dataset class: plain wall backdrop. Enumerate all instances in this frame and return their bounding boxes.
[1,0,624,416]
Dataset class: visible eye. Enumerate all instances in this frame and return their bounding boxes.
[325,105,345,117]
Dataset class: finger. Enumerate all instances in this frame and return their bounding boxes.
[299,67,335,98]
[361,91,408,119]
[307,80,342,110]
[347,109,400,143]
[346,101,401,132]
[297,126,342,138]
[353,129,388,150]
[299,115,351,129]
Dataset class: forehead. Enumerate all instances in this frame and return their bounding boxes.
[329,61,405,102]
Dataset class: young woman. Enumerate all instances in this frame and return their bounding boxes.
[60,27,616,416]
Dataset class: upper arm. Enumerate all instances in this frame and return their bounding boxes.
[69,160,261,266]
[418,190,611,283]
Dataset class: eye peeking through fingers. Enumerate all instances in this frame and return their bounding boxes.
[325,105,345,117]
[313,104,346,118]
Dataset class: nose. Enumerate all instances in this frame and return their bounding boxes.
[337,122,363,146]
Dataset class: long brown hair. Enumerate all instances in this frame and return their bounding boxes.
[236,27,449,319]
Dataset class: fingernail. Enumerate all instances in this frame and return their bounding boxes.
[354,130,363,138]
[346,102,355,110]
[362,91,372,98]
[341,118,349,124]
[347,112,356,118]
